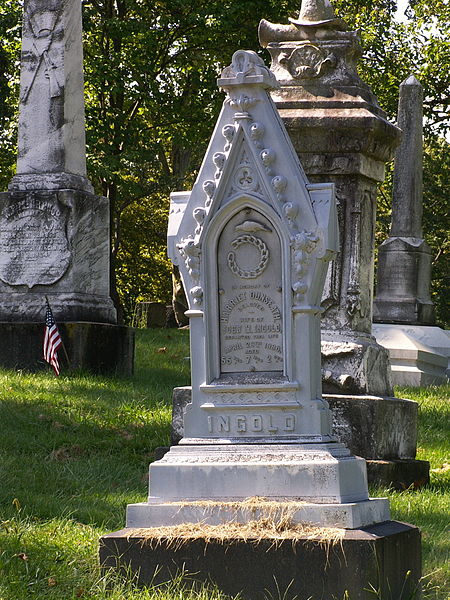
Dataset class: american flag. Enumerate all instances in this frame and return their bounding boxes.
[43,300,62,375]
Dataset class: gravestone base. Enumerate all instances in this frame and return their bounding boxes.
[373,237,435,326]
[99,521,421,600]
[373,324,449,386]
[321,332,394,397]
[0,189,115,323]
[366,459,430,490]
[0,322,134,375]
[171,388,429,488]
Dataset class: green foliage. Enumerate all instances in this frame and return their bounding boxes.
[0,0,448,323]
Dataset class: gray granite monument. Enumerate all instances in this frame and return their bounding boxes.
[373,76,449,385]
[0,0,134,374]
[373,76,434,326]
[254,0,429,487]
[259,0,401,398]
[100,50,421,600]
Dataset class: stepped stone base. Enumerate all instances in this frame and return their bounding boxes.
[100,521,421,600]
[0,322,134,375]
[171,388,430,488]
[127,497,389,530]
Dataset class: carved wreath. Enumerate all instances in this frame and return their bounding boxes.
[227,235,269,279]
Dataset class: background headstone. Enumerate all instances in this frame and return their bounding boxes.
[373,76,449,385]
[254,0,429,488]
[259,3,400,398]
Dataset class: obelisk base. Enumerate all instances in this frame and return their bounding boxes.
[0,322,134,376]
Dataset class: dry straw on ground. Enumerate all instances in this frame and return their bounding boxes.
[127,497,346,554]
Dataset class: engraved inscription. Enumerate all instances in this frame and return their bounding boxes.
[212,391,297,405]
[207,412,296,435]
[0,198,71,288]
[218,208,283,374]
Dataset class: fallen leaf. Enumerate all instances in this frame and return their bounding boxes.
[157,347,167,353]
[15,553,28,561]
[49,445,84,461]
[48,577,57,586]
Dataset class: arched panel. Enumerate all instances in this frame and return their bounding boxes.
[204,194,291,383]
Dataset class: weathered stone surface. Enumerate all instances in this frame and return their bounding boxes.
[325,394,418,460]
[321,335,393,396]
[0,322,134,375]
[9,0,93,193]
[259,8,400,396]
[0,189,116,323]
[374,76,435,325]
[100,521,422,600]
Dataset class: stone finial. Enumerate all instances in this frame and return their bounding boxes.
[218,50,279,91]
[289,0,345,28]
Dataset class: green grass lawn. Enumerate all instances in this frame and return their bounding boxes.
[0,328,448,600]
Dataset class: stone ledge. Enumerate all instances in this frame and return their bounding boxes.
[126,497,389,530]
[99,520,421,600]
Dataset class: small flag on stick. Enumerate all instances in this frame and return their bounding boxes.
[43,298,62,376]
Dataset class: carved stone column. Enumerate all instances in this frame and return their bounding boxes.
[259,2,401,396]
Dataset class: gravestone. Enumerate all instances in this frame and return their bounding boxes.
[373,76,449,385]
[253,0,429,488]
[100,51,421,600]
[0,0,134,374]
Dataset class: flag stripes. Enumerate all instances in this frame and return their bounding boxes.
[43,301,62,375]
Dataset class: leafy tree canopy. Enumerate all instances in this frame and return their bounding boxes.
[0,0,448,325]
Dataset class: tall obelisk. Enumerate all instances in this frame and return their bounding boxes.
[373,76,435,325]
[10,0,93,193]
[0,0,134,374]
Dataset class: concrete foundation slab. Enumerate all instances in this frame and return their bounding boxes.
[99,520,421,600]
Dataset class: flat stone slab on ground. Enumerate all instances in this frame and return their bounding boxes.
[100,520,421,600]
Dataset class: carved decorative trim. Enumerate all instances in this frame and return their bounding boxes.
[292,230,319,303]
[346,192,363,317]
[280,45,337,80]
[177,236,203,305]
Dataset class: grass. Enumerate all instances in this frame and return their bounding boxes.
[0,328,448,599]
